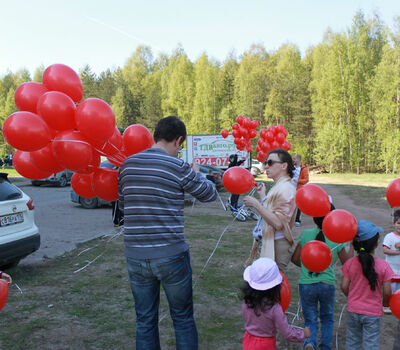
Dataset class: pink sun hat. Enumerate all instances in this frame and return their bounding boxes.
[243,257,282,291]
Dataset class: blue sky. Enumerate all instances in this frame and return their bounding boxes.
[1,0,399,76]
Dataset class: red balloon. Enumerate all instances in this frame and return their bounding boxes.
[75,98,116,143]
[271,141,280,150]
[268,126,278,135]
[52,130,94,173]
[0,280,9,311]
[390,289,400,319]
[221,129,229,138]
[276,124,285,133]
[13,150,53,179]
[88,127,123,157]
[77,148,101,174]
[283,128,288,137]
[31,143,65,173]
[71,173,96,198]
[279,272,291,312]
[37,91,76,130]
[276,132,285,144]
[107,156,123,167]
[43,64,83,102]
[3,111,52,151]
[282,141,291,151]
[301,240,332,272]
[257,151,266,163]
[322,209,358,243]
[243,118,251,129]
[261,141,271,152]
[14,82,48,113]
[234,138,241,145]
[239,139,246,148]
[251,120,259,129]
[265,131,274,143]
[236,115,244,125]
[123,124,154,156]
[246,144,252,152]
[92,167,119,201]
[232,123,239,130]
[295,184,331,217]
[232,129,240,138]
[239,127,249,138]
[222,167,255,194]
[256,145,261,153]
[249,129,257,139]
[387,178,400,208]
[259,129,267,139]
[237,145,245,151]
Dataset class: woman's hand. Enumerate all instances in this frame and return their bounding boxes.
[256,182,266,200]
[243,196,260,210]
[0,271,12,285]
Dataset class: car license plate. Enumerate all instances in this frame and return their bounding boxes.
[0,212,24,227]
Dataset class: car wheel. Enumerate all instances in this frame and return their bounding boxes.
[0,259,20,270]
[58,175,67,187]
[79,197,99,209]
[31,181,41,186]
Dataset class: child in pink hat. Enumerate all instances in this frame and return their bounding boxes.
[240,257,310,349]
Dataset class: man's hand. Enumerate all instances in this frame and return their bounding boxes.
[192,162,200,173]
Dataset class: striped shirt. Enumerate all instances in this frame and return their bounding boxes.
[118,147,217,259]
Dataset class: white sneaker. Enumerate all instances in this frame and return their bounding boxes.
[383,306,392,314]
[295,222,301,227]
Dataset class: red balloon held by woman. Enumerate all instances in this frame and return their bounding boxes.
[386,178,400,208]
[221,129,229,138]
[2,111,52,152]
[14,82,48,113]
[0,280,9,311]
[300,240,332,273]
[222,167,255,194]
[279,272,291,312]
[43,64,83,102]
[390,289,400,319]
[75,98,116,143]
[123,124,154,156]
[13,151,53,180]
[295,184,331,217]
[36,91,76,130]
[322,209,358,243]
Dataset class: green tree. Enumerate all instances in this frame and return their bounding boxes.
[80,65,98,99]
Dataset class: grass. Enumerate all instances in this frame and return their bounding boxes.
[0,183,398,349]
[0,167,22,178]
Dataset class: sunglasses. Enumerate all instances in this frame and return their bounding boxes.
[265,159,284,166]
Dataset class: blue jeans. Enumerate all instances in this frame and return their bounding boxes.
[299,283,335,350]
[345,311,381,350]
[126,250,198,350]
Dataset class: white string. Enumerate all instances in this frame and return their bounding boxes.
[336,303,347,350]
[73,228,123,273]
[13,283,23,294]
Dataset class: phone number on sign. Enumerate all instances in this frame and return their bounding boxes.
[193,157,230,167]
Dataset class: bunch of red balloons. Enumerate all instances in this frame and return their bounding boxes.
[221,115,258,152]
[256,124,291,162]
[3,64,154,202]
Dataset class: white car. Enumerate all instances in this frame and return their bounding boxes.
[250,160,265,176]
[0,173,40,268]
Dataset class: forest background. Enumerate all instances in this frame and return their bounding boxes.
[1,11,400,174]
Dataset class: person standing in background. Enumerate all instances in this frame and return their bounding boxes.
[293,154,309,227]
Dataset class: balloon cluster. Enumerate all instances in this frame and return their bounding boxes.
[2,64,154,202]
[256,124,291,162]
[221,115,258,153]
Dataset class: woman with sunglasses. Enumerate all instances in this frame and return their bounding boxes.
[243,149,296,272]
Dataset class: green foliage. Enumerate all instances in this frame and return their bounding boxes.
[0,11,399,173]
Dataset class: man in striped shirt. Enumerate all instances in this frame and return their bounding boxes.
[118,116,217,350]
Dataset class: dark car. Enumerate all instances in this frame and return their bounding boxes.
[31,169,74,187]
[198,165,223,191]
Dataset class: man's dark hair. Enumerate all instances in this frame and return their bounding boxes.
[267,148,294,178]
[154,116,187,144]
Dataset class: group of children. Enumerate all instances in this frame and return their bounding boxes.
[241,210,400,350]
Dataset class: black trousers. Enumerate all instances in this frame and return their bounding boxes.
[295,208,302,223]
[230,194,240,208]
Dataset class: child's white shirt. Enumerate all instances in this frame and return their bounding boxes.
[383,232,400,275]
